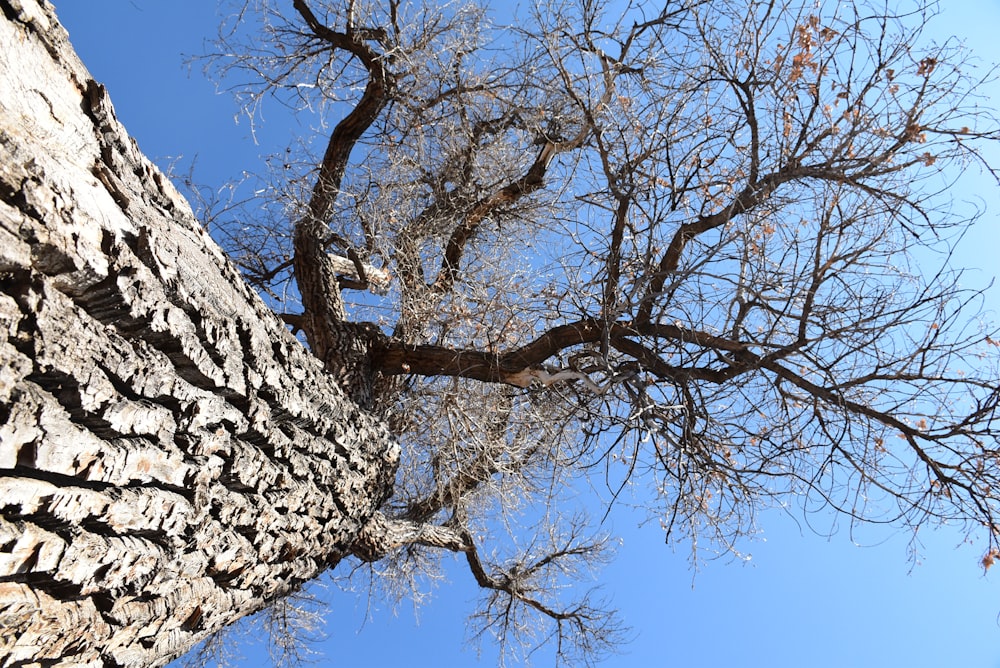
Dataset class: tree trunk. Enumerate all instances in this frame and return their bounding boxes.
[0,2,399,666]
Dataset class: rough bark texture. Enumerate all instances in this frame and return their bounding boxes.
[0,1,399,666]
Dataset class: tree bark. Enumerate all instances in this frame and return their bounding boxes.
[0,2,399,666]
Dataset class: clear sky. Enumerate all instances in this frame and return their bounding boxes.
[52,2,1000,667]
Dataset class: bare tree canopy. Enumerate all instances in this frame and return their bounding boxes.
[190,0,1000,661]
[2,0,999,665]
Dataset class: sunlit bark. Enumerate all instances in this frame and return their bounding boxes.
[0,2,397,665]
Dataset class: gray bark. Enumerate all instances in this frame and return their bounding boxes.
[0,1,399,665]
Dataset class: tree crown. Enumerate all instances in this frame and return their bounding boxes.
[197,0,1000,663]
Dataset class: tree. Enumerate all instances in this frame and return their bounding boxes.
[2,0,999,665]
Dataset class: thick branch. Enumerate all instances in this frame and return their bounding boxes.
[350,511,470,561]
[289,1,393,400]
[431,140,559,294]
[375,318,759,386]
[292,0,391,231]
[377,319,606,384]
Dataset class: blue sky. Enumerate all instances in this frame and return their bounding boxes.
[53,2,1000,666]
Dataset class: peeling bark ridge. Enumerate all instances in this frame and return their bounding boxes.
[0,2,399,666]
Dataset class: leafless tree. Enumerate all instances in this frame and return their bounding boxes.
[194,0,1000,663]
